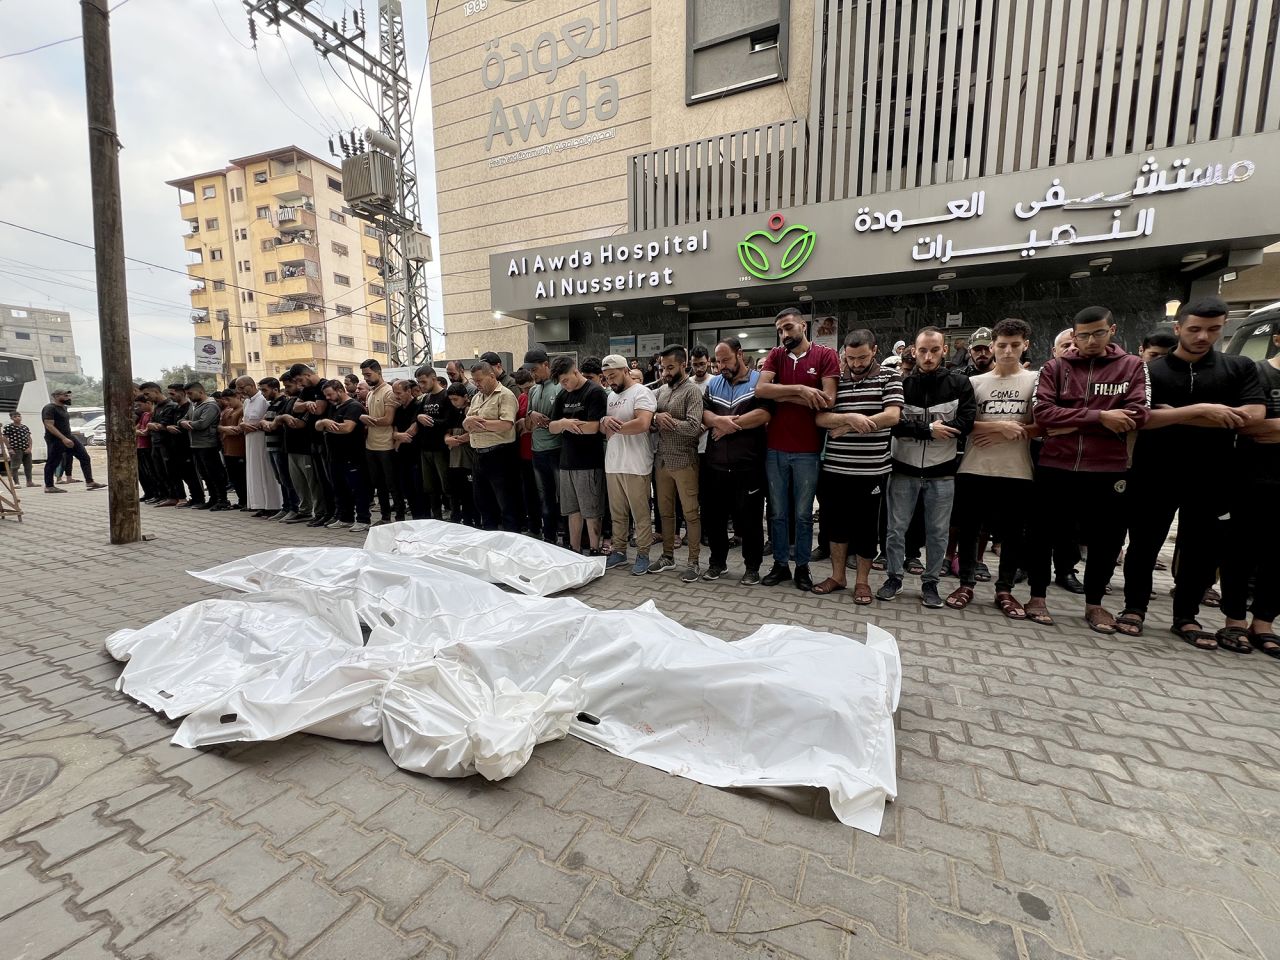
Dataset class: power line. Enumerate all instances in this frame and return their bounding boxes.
[0,0,134,59]
[0,218,396,331]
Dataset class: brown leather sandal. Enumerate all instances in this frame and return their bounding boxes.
[994,591,1026,620]
[852,583,873,605]
[945,586,974,610]
[811,578,847,596]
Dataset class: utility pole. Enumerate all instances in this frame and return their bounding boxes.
[243,0,433,369]
[80,0,140,544]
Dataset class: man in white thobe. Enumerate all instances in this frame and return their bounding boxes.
[237,376,283,517]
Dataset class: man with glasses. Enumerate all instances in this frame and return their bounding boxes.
[1025,306,1150,631]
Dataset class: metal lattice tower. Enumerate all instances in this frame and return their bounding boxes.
[242,0,432,367]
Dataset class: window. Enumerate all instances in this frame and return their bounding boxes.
[331,241,349,256]
[333,273,350,286]
[256,205,271,219]
[254,171,268,184]
[269,334,283,347]
[337,366,353,376]
[244,320,258,332]
[338,336,355,347]
[367,255,382,268]
[238,260,249,272]
[335,305,353,316]
[231,186,244,203]
[370,311,387,324]
[363,225,382,239]
[261,237,278,252]
[329,209,346,224]
[369,283,386,297]
[202,185,216,199]
[205,217,219,231]
[14,331,31,340]
[9,308,27,318]
[235,227,248,241]
[52,355,68,363]
[216,309,230,322]
[209,248,224,261]
[241,291,254,303]
[212,280,226,291]
[372,340,388,353]
[49,334,65,343]
[685,0,789,104]
[249,351,261,362]
[327,176,342,192]
[264,271,278,283]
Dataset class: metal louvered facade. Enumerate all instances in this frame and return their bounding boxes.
[629,0,1280,230]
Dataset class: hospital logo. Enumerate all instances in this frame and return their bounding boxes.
[737,213,816,281]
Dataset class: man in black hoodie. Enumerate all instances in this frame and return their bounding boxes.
[878,326,976,608]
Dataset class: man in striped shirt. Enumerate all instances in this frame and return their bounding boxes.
[812,330,904,602]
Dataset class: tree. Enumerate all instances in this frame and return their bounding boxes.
[45,373,104,406]
[155,364,216,389]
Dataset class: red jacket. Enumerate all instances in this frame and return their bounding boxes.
[1034,344,1150,473]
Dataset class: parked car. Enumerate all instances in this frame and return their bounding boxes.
[1225,302,1280,360]
[73,415,106,446]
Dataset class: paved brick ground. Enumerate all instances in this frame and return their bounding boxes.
[2,474,1280,959]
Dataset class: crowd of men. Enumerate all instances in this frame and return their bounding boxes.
[27,297,1277,655]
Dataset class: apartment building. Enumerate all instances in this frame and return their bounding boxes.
[167,146,392,383]
[0,303,81,376]
[430,0,1280,362]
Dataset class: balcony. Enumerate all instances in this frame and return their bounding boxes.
[276,236,318,263]
[180,200,197,221]
[191,309,209,324]
[272,172,314,201]
[279,261,321,298]
[184,231,203,253]
[190,283,208,303]
[276,203,317,234]
[266,296,323,317]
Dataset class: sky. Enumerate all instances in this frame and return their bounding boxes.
[0,0,443,380]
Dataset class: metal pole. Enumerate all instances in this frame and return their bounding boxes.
[81,0,141,544]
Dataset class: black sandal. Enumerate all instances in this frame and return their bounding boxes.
[1171,619,1218,651]
[1214,627,1254,654]
[1249,632,1280,658]
[1114,611,1145,637]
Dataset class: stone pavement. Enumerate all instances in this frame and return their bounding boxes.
[2,480,1280,960]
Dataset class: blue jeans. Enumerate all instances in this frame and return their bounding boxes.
[885,474,955,582]
[765,450,820,566]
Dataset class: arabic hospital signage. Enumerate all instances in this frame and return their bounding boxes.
[488,132,1280,312]
[481,0,620,153]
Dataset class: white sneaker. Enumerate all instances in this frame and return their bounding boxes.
[280,511,300,522]
[325,519,351,529]
[269,510,288,521]
[349,522,370,533]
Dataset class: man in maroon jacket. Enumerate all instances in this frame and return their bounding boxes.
[1024,306,1150,631]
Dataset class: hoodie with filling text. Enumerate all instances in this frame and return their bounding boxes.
[1033,343,1150,473]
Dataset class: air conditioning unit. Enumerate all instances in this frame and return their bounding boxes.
[404,230,433,263]
[341,152,396,207]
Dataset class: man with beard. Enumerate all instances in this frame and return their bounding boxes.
[179,381,229,511]
[315,378,372,532]
[755,307,839,590]
[519,348,564,544]
[878,327,975,608]
[1025,306,1150,631]
[480,351,517,391]
[600,354,657,574]
[236,376,282,518]
[285,363,335,527]
[259,377,299,521]
[412,365,452,520]
[650,344,706,581]
[1119,296,1264,647]
[465,361,521,532]
[359,359,404,524]
[549,356,608,554]
[1220,323,1280,656]
[277,373,320,523]
[958,327,995,377]
[701,337,773,584]
[812,330,901,602]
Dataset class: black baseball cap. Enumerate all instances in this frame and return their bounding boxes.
[480,351,502,366]
[522,348,549,369]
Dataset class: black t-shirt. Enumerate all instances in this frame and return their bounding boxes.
[552,381,607,470]
[281,396,311,455]
[299,382,328,448]
[1237,360,1280,479]
[325,398,367,463]
[393,396,419,433]
[41,403,70,444]
[1134,351,1266,472]
[414,388,452,452]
